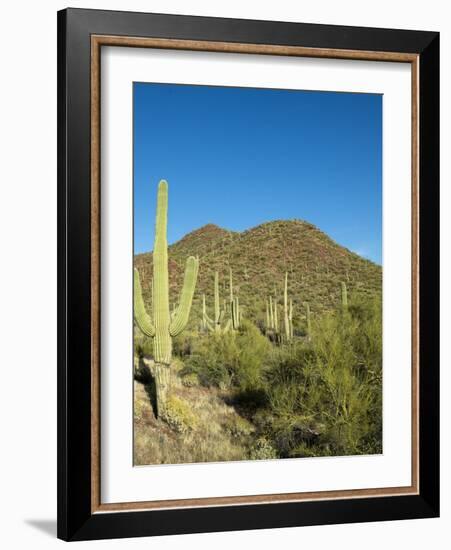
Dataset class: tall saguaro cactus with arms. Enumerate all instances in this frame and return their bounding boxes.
[134,180,199,420]
[202,272,232,333]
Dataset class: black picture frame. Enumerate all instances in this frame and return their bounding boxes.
[57,7,439,542]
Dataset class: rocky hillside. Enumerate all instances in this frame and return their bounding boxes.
[134,220,382,330]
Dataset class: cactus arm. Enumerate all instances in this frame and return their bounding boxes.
[134,268,155,337]
[169,256,199,336]
[170,303,178,322]
[202,294,214,325]
[274,299,279,331]
[202,293,215,332]
[223,318,232,333]
[202,294,207,323]
[269,296,274,329]
[205,317,215,332]
[229,267,233,302]
[218,308,225,324]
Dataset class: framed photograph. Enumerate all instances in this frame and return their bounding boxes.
[57,8,439,541]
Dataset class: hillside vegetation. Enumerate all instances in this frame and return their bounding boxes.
[134,220,382,466]
[134,220,382,331]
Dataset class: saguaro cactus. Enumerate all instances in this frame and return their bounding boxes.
[266,293,282,344]
[134,180,199,419]
[231,296,241,330]
[283,272,292,342]
[269,296,275,330]
[341,281,348,309]
[201,294,208,331]
[228,267,242,330]
[203,272,231,333]
[304,302,311,339]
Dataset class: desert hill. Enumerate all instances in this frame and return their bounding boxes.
[134,219,382,330]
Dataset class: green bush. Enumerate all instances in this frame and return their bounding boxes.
[181,372,200,387]
[135,292,382,460]
[223,415,254,438]
[165,395,198,434]
[248,437,278,460]
[262,296,382,458]
[184,320,271,391]
[173,331,196,357]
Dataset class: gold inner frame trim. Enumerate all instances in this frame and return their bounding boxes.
[90,34,420,514]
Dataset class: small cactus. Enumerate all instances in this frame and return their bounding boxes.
[283,272,293,342]
[274,298,279,332]
[266,293,282,344]
[304,302,311,339]
[231,296,240,330]
[269,296,275,330]
[341,281,348,309]
[229,267,241,330]
[201,294,208,332]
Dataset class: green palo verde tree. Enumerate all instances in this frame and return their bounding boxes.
[134,180,199,420]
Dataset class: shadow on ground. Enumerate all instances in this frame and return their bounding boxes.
[25,519,57,537]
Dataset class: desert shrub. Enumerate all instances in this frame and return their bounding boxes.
[262,296,382,458]
[173,331,196,357]
[181,372,200,387]
[165,395,198,434]
[184,320,271,391]
[248,437,278,460]
[222,415,254,438]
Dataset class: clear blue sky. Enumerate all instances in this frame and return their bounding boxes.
[134,82,382,264]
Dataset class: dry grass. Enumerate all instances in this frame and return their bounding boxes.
[133,365,253,466]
